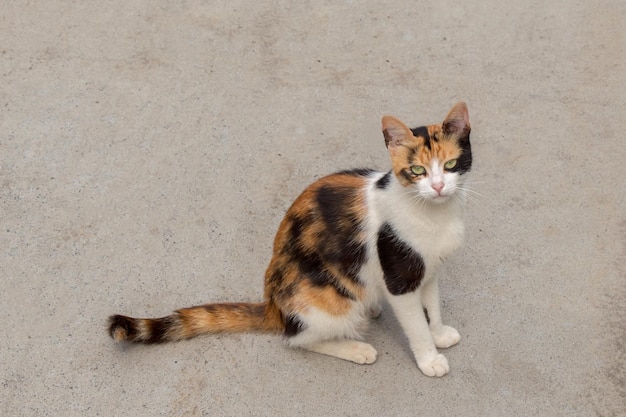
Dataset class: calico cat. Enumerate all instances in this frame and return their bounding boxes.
[109,102,472,377]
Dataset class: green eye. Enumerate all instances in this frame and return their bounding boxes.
[444,159,458,170]
[410,165,426,176]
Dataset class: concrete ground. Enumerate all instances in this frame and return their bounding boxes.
[1,1,624,416]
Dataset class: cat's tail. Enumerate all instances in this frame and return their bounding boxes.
[108,301,284,344]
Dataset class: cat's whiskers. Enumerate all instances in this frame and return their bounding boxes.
[459,178,492,196]
[460,178,492,185]
[456,185,484,199]
[453,182,491,215]
[399,187,429,209]
[407,191,427,209]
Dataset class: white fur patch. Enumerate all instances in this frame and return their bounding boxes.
[287,304,369,347]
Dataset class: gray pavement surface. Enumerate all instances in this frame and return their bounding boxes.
[2,1,625,416]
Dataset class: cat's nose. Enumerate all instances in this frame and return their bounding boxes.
[432,183,444,194]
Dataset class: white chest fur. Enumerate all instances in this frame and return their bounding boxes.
[368,174,465,272]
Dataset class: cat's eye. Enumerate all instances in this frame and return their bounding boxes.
[410,165,426,176]
[444,159,458,170]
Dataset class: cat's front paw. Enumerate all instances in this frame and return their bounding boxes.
[417,353,450,377]
[431,325,461,349]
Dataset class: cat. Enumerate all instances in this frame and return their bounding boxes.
[108,102,472,378]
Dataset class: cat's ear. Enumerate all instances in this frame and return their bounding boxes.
[442,102,470,138]
[382,115,413,149]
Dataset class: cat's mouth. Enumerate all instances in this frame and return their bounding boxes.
[430,193,451,203]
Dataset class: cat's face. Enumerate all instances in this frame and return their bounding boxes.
[382,102,472,203]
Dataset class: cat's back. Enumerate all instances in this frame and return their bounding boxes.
[274,168,377,250]
[268,168,380,279]
[291,167,377,207]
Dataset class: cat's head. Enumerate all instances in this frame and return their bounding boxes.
[382,102,472,203]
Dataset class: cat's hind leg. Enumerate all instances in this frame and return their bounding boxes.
[301,340,378,364]
[286,306,377,364]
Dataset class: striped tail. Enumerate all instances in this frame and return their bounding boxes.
[108,301,284,344]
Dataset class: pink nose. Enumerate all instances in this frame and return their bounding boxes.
[432,183,444,194]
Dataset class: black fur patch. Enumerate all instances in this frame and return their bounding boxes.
[316,185,355,234]
[284,314,305,336]
[376,171,392,189]
[447,132,472,175]
[145,317,172,344]
[315,185,367,281]
[377,223,425,295]
[411,126,431,150]
[337,168,375,177]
